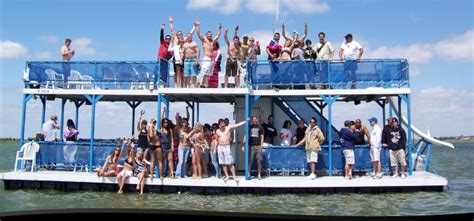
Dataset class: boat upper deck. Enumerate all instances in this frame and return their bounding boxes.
[23,59,410,102]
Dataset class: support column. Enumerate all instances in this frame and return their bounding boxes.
[321,95,339,176]
[196,102,200,123]
[245,94,250,180]
[401,94,413,175]
[40,96,46,128]
[157,94,162,128]
[85,95,103,173]
[74,101,85,130]
[382,100,386,124]
[127,101,142,136]
[20,94,33,147]
[59,99,67,141]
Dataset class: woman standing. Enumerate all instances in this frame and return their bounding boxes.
[176,118,193,178]
[136,110,149,157]
[63,119,79,142]
[280,120,293,146]
[117,139,135,194]
[209,42,222,88]
[210,123,221,178]
[158,115,175,178]
[189,123,208,179]
[148,117,163,180]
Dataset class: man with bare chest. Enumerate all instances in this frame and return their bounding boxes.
[224,29,242,88]
[195,20,221,88]
[182,25,200,88]
[216,118,246,181]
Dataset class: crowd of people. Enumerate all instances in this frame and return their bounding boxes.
[58,18,364,89]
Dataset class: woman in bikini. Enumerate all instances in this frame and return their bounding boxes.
[189,123,208,179]
[158,116,175,178]
[148,117,163,180]
[96,139,127,177]
[134,148,151,195]
[117,139,135,194]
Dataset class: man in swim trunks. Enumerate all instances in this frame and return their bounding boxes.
[182,22,200,88]
[216,118,247,181]
[195,20,221,88]
[224,28,242,88]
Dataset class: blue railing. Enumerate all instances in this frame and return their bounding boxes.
[23,59,409,90]
[24,60,169,90]
[254,145,392,174]
[248,59,409,89]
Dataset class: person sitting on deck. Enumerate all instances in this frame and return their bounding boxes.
[340,120,358,180]
[134,148,151,195]
[216,118,247,181]
[95,139,127,177]
[117,139,135,194]
[382,117,407,179]
[296,117,325,180]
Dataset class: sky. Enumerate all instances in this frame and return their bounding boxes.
[0,0,473,139]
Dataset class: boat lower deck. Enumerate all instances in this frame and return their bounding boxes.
[0,171,447,194]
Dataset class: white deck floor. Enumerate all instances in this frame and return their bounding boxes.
[0,171,447,189]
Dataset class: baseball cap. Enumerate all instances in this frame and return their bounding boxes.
[368,117,378,123]
[344,120,354,126]
[345,33,353,38]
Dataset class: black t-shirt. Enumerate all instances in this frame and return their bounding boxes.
[296,126,307,144]
[249,124,264,146]
[262,122,277,145]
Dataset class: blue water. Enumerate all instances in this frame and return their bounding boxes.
[0,142,473,216]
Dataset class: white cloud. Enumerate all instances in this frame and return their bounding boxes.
[0,40,28,59]
[39,35,59,44]
[186,0,243,15]
[366,44,433,64]
[34,51,53,60]
[366,29,474,64]
[433,29,474,61]
[73,37,97,57]
[188,0,329,15]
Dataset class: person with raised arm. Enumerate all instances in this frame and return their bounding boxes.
[216,118,248,181]
[117,139,135,194]
[281,21,307,47]
[182,20,201,88]
[148,117,163,181]
[169,17,196,88]
[96,139,127,177]
[195,20,222,88]
[224,27,242,88]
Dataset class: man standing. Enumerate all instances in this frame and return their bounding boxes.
[294,119,307,144]
[354,119,371,146]
[340,120,358,180]
[382,118,407,178]
[368,117,383,179]
[266,32,281,61]
[304,39,317,60]
[182,24,200,88]
[241,116,264,180]
[42,115,60,142]
[339,34,363,89]
[195,21,221,88]
[224,28,242,88]
[61,39,74,88]
[216,119,247,181]
[260,110,277,146]
[296,117,325,180]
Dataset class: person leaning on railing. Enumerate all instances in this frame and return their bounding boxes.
[296,117,325,180]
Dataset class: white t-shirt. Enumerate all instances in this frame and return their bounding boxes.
[316,41,334,60]
[42,120,59,142]
[370,124,382,149]
[280,128,293,146]
[340,40,362,60]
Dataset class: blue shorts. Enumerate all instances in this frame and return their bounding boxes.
[184,58,198,77]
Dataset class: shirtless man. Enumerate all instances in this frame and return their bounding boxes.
[61,39,75,88]
[182,24,200,88]
[224,29,242,88]
[216,118,247,181]
[195,20,221,88]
